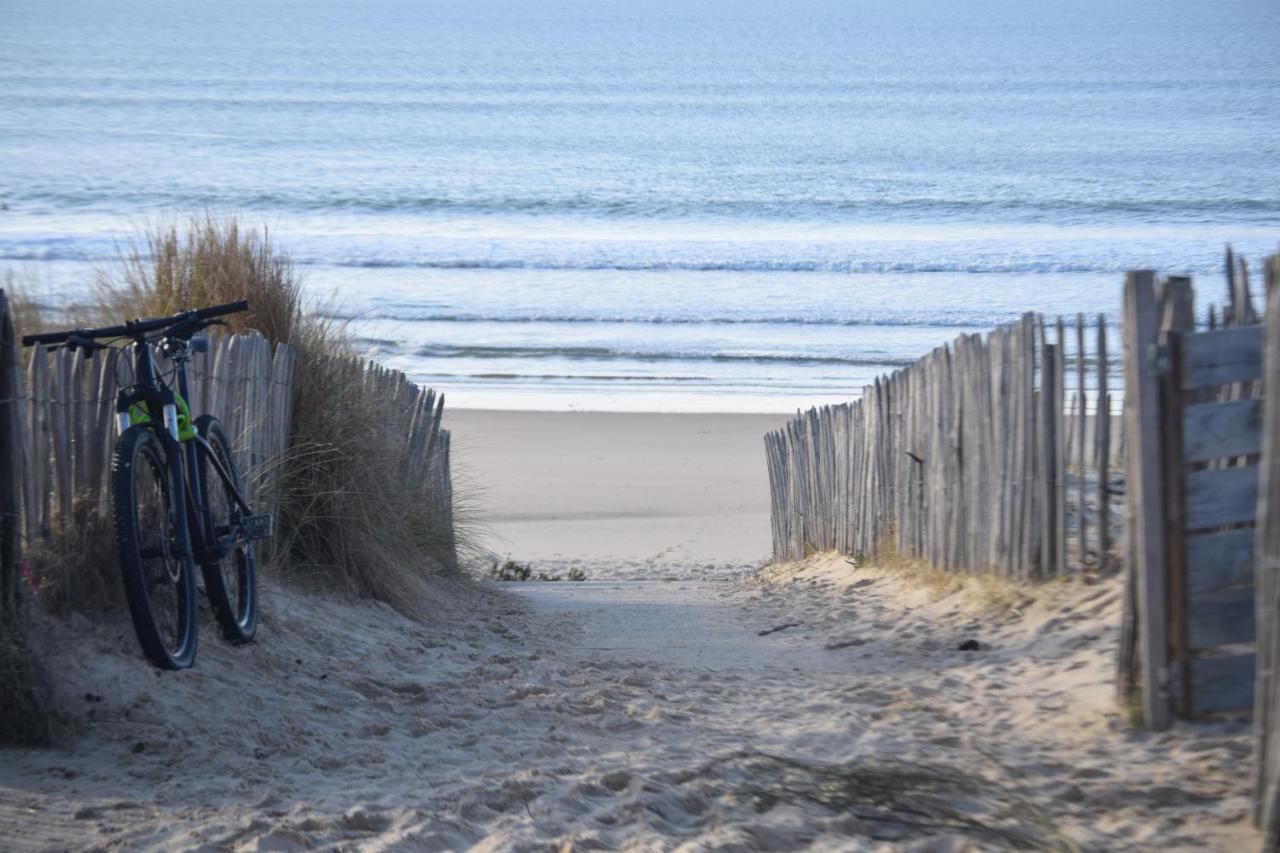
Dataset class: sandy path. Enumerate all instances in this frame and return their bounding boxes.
[0,557,1257,851]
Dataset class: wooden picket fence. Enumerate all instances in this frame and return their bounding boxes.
[16,331,296,544]
[1115,251,1276,732]
[765,312,1119,579]
[347,358,456,571]
[0,291,457,592]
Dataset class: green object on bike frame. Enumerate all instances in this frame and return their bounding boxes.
[129,393,197,441]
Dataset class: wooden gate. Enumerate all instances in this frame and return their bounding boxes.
[1122,269,1264,729]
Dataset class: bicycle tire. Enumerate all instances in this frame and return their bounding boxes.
[111,425,198,670]
[194,415,257,643]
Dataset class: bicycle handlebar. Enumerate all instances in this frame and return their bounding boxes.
[21,299,250,348]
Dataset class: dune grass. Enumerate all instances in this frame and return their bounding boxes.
[10,215,463,620]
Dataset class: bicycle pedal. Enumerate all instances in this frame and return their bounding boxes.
[240,514,273,541]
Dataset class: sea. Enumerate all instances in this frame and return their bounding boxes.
[2,0,1277,411]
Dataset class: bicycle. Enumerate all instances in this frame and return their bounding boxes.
[24,300,272,669]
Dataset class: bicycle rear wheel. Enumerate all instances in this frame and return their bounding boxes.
[111,425,198,670]
[194,415,257,643]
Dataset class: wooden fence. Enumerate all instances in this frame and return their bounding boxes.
[0,291,457,592]
[1116,256,1271,730]
[348,358,456,570]
[765,312,1119,579]
[17,331,296,543]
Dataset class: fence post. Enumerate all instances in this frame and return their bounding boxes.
[1254,253,1280,843]
[1039,341,1060,577]
[1096,317,1111,567]
[1076,312,1088,564]
[0,291,20,612]
[1122,270,1172,730]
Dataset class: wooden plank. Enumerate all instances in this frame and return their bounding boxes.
[1185,528,1256,596]
[51,347,72,528]
[1181,325,1264,390]
[1160,277,1195,716]
[1123,269,1172,729]
[1232,253,1257,327]
[1255,250,1280,843]
[1186,587,1255,650]
[1096,318,1111,565]
[1039,341,1059,576]
[69,349,86,497]
[1076,313,1087,564]
[1181,398,1262,463]
[1188,653,1255,716]
[29,349,50,537]
[0,291,20,610]
[1184,464,1259,531]
[1225,245,1237,327]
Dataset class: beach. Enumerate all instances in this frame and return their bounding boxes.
[2,0,1276,847]
[445,409,790,572]
[0,560,1255,850]
[0,408,1257,851]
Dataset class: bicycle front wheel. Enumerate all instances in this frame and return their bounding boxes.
[111,425,198,670]
[194,415,257,644]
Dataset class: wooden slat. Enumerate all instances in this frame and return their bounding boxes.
[1181,325,1264,389]
[50,348,72,527]
[1075,313,1087,563]
[1255,250,1280,845]
[1159,276,1195,716]
[1096,317,1111,564]
[1122,269,1171,730]
[1184,464,1259,531]
[1186,587,1255,649]
[1188,653,1255,716]
[1185,528,1255,596]
[1181,398,1261,463]
[0,290,20,610]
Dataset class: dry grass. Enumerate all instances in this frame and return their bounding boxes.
[870,535,1042,616]
[3,269,59,341]
[0,616,50,745]
[22,500,118,615]
[92,217,302,344]
[271,330,464,613]
[15,216,463,619]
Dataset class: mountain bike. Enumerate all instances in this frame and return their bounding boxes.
[24,300,272,669]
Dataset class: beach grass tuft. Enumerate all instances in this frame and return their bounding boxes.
[16,215,465,620]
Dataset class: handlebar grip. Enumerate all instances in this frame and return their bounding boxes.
[22,330,73,347]
[196,299,250,320]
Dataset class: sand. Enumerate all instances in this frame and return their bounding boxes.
[445,409,790,574]
[0,410,1259,850]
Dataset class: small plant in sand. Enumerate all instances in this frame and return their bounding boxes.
[489,560,586,582]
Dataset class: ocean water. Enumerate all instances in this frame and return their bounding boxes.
[2,0,1278,411]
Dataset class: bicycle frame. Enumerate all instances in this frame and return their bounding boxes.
[116,336,255,566]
